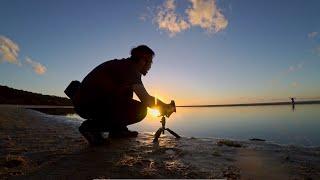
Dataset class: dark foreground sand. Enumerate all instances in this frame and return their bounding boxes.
[0,106,319,179]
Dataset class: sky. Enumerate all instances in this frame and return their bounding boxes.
[1,0,320,105]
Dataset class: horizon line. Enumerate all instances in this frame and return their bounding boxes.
[176,100,320,107]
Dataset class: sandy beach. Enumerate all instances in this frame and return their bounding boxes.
[0,105,319,179]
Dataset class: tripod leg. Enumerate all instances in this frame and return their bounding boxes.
[153,128,163,142]
[166,128,181,138]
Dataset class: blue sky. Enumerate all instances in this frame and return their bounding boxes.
[1,0,320,105]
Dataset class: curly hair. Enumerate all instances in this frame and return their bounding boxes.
[130,45,155,61]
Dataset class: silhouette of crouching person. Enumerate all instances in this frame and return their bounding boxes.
[67,45,175,146]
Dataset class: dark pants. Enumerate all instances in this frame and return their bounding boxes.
[77,99,147,132]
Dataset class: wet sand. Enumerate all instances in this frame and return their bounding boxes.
[0,105,319,179]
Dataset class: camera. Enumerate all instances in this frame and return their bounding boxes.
[161,100,176,117]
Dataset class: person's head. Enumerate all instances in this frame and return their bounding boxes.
[130,45,155,76]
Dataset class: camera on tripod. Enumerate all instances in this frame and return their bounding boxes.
[153,100,180,142]
[160,100,176,117]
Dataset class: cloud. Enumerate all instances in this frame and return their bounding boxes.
[25,57,47,75]
[0,36,21,65]
[269,62,304,87]
[287,62,303,73]
[1,35,47,75]
[154,0,228,36]
[165,0,175,10]
[307,32,320,57]
[155,0,190,37]
[139,14,148,21]
[186,0,228,33]
[308,31,318,39]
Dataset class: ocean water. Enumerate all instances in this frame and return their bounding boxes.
[65,104,320,147]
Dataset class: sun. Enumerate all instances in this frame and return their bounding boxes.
[148,108,161,117]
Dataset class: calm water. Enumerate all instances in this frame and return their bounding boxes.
[66,104,320,147]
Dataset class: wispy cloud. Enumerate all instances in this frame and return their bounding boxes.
[269,61,304,87]
[139,14,148,21]
[25,57,47,75]
[308,31,318,39]
[287,62,303,73]
[307,32,320,57]
[0,35,21,65]
[153,0,228,37]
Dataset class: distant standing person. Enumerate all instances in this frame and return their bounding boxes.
[291,97,295,111]
[66,45,175,146]
[291,98,295,105]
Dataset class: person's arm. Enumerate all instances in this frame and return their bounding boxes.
[133,83,176,117]
[132,84,166,108]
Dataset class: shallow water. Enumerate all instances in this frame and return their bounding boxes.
[32,104,320,147]
[129,104,320,147]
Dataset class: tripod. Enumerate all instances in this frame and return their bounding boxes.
[153,116,180,142]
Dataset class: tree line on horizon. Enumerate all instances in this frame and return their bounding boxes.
[0,85,72,106]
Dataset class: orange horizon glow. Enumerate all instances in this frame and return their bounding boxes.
[136,86,320,107]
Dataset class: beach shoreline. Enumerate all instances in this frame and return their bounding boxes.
[0,106,319,179]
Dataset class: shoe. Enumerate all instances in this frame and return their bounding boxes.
[78,126,108,146]
[108,129,139,138]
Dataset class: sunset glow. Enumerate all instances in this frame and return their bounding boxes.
[1,0,320,105]
[148,108,161,117]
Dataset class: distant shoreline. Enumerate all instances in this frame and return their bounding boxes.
[2,84,320,108]
[1,100,320,110]
[177,100,320,107]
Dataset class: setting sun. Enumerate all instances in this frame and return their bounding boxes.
[148,108,161,117]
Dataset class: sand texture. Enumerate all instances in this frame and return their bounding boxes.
[0,106,319,179]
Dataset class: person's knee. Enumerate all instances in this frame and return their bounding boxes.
[137,105,147,122]
[118,100,147,125]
